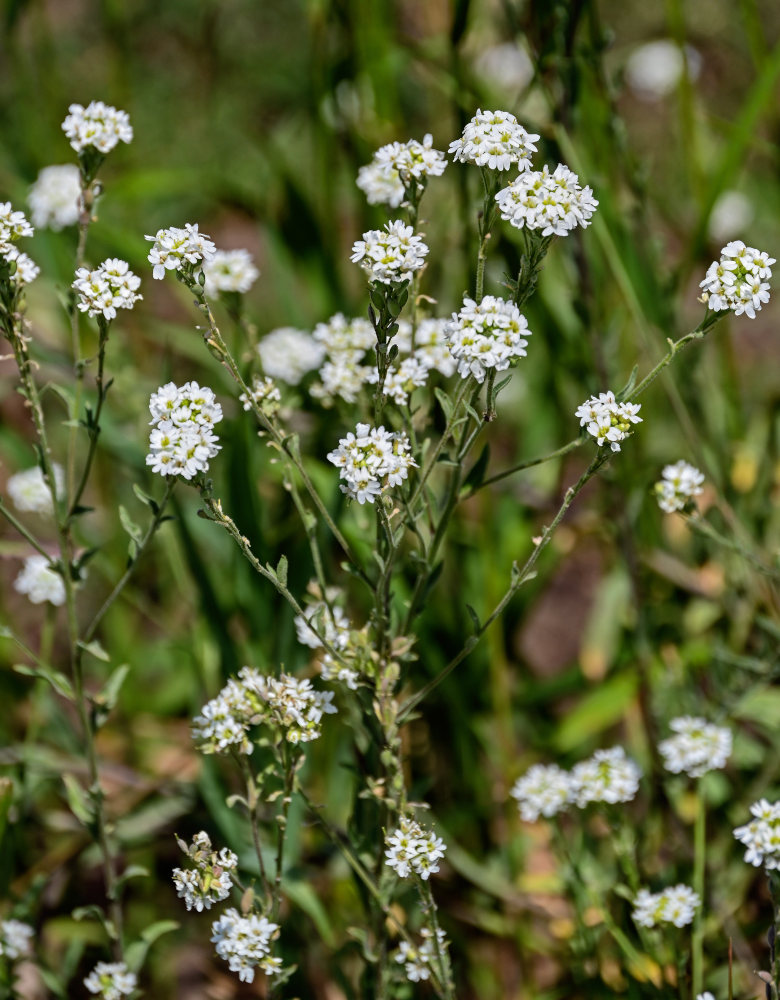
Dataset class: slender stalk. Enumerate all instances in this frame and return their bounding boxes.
[692,782,706,998]
[474,437,584,494]
[238,756,271,904]
[0,498,54,561]
[67,319,111,523]
[67,198,91,499]
[406,377,472,511]
[629,313,721,401]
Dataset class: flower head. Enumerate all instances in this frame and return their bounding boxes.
[511,763,572,822]
[83,961,137,999]
[659,716,731,777]
[7,464,64,514]
[733,799,780,869]
[446,295,531,384]
[327,423,416,504]
[385,816,447,881]
[62,101,133,154]
[73,259,142,321]
[0,202,34,259]
[294,595,360,689]
[496,163,598,236]
[256,327,325,385]
[145,223,216,280]
[632,884,700,929]
[172,831,238,912]
[449,109,539,171]
[0,919,34,960]
[239,375,281,416]
[654,460,704,513]
[357,161,405,208]
[575,391,642,452]
[28,165,81,230]
[211,908,280,983]
[373,133,447,185]
[394,928,448,983]
[350,220,429,285]
[700,241,774,318]
[5,250,40,286]
[14,554,65,606]
[146,381,223,480]
[570,746,641,807]
[203,248,259,296]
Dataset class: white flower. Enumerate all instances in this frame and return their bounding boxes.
[449,109,539,172]
[28,165,81,230]
[511,763,572,822]
[496,163,598,237]
[570,746,641,806]
[368,355,430,406]
[654,460,704,513]
[0,202,34,259]
[575,390,642,452]
[256,327,325,385]
[708,191,753,242]
[211,908,280,983]
[394,928,448,983]
[146,381,223,480]
[312,313,375,359]
[0,919,34,960]
[698,993,716,1000]
[7,464,64,514]
[62,101,133,154]
[6,249,40,286]
[659,717,731,778]
[357,161,405,208]
[474,44,534,91]
[373,133,447,185]
[625,41,701,101]
[632,884,700,929]
[83,961,137,999]
[327,423,417,504]
[239,375,281,416]
[385,816,447,881]
[145,223,216,280]
[172,831,238,912]
[446,295,531,383]
[350,220,429,285]
[699,241,774,318]
[203,248,259,296]
[734,799,780,869]
[14,554,65,606]
[294,597,360,689]
[73,258,142,321]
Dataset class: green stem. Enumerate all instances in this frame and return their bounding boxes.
[0,498,53,561]
[238,756,271,905]
[629,313,721,401]
[473,437,584,494]
[67,320,111,523]
[407,377,473,511]
[692,782,706,998]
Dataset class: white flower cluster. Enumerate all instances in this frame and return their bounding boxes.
[385,816,447,881]
[172,831,238,913]
[449,109,539,171]
[239,375,281,416]
[211,908,282,983]
[699,241,773,319]
[0,919,33,960]
[310,313,375,404]
[357,161,404,208]
[146,381,222,480]
[192,667,337,753]
[28,164,81,230]
[495,163,599,236]
[327,423,416,504]
[0,203,38,288]
[257,327,325,386]
[7,463,64,514]
[8,252,40,286]
[62,101,133,154]
[733,799,780,869]
[659,716,732,778]
[83,961,137,999]
[203,248,259,296]
[145,223,216,280]
[375,133,448,185]
[446,295,531,384]
[575,390,642,452]
[632,884,700,929]
[294,596,359,688]
[511,747,642,821]
[351,220,429,285]
[391,318,458,378]
[367,356,429,406]
[14,554,65,606]
[394,928,447,983]
[655,460,704,513]
[73,258,142,321]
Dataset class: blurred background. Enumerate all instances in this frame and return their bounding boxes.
[1,0,780,997]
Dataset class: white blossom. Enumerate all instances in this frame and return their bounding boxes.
[0,202,34,259]
[449,109,539,172]
[83,961,137,999]
[294,597,359,689]
[372,133,447,185]
[569,746,641,807]
[575,390,642,452]
[28,165,81,230]
[256,327,325,385]
[145,381,223,480]
[350,220,429,285]
[239,375,281,416]
[511,763,572,822]
[367,355,430,405]
[474,43,534,92]
[733,799,780,869]
[327,423,416,504]
[385,816,446,881]
[14,554,65,606]
[6,249,40,286]
[394,928,448,983]
[73,258,142,320]
[0,919,34,960]
[312,313,375,360]
[654,460,704,513]
[145,223,216,280]
[446,295,531,383]
[172,831,238,912]
[211,908,280,983]
[659,716,731,777]
[7,464,64,514]
[632,884,700,929]
[62,101,133,154]
[356,161,405,208]
[203,248,259,296]
[708,191,753,242]
[625,41,701,101]
[699,241,774,319]
[496,164,598,237]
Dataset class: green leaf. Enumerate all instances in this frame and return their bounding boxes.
[555,673,639,752]
[276,554,288,588]
[461,443,491,494]
[0,776,13,848]
[119,505,143,543]
[465,604,481,634]
[733,686,780,730]
[78,639,110,662]
[132,483,159,515]
[36,967,67,998]
[285,881,335,946]
[115,864,149,893]
[13,662,75,700]
[95,664,130,717]
[63,774,94,826]
[434,387,453,420]
[141,918,179,945]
